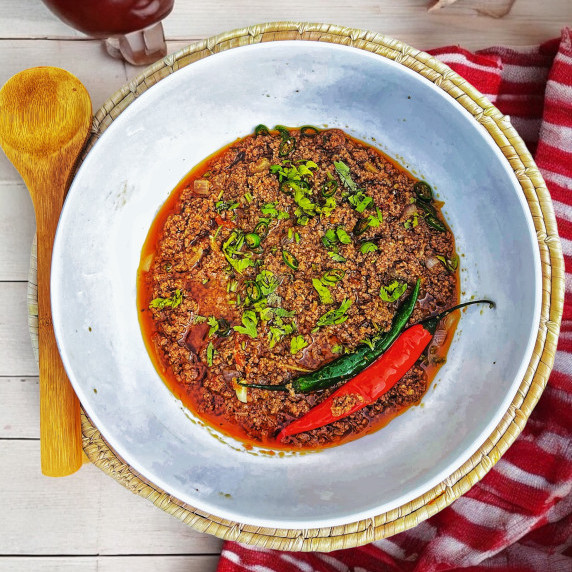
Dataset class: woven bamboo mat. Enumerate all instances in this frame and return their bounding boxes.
[27,22,563,552]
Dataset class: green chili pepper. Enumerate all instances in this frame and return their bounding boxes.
[360,241,378,254]
[245,233,261,249]
[240,279,421,393]
[425,213,447,232]
[254,124,270,137]
[437,254,459,272]
[322,269,346,285]
[216,317,232,337]
[416,200,436,217]
[353,217,370,236]
[413,181,433,202]
[274,125,290,138]
[279,137,296,157]
[416,201,447,233]
[253,221,269,238]
[321,179,338,197]
[282,249,299,270]
[300,125,320,137]
[245,281,262,303]
[281,179,309,194]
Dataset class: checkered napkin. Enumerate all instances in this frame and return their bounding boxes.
[218,29,572,571]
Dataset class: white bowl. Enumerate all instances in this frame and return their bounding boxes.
[51,41,541,529]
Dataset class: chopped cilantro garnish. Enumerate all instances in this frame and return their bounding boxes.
[328,251,347,263]
[260,201,290,220]
[149,289,183,310]
[380,280,408,302]
[321,269,345,285]
[321,196,337,217]
[256,270,279,296]
[360,338,375,350]
[206,341,216,366]
[360,241,378,254]
[233,310,258,338]
[331,344,343,354]
[271,159,336,220]
[436,254,459,273]
[348,191,373,213]
[336,227,352,244]
[290,335,309,355]
[404,213,419,229]
[222,231,255,274]
[334,161,359,193]
[323,226,351,249]
[334,160,374,214]
[368,207,383,227]
[261,202,279,217]
[322,228,337,249]
[313,269,345,304]
[258,307,275,322]
[215,200,239,213]
[207,316,219,337]
[274,307,295,318]
[312,278,333,304]
[315,299,352,328]
[271,160,318,184]
[292,188,317,216]
[268,320,295,348]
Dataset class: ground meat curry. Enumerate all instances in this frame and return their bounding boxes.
[138,126,459,449]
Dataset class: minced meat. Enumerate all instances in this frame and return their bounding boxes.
[138,127,458,449]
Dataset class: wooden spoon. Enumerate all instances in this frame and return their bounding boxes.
[0,67,92,476]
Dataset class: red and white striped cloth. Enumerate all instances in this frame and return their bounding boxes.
[218,29,572,572]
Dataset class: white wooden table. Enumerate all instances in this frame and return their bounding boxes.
[0,1,569,570]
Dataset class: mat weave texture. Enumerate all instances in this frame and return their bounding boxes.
[27,23,563,552]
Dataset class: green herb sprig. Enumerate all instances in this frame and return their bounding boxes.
[149,289,183,310]
[314,299,353,330]
[290,335,309,355]
[233,310,258,338]
[379,280,407,303]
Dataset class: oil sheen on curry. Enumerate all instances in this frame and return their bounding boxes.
[138,125,463,450]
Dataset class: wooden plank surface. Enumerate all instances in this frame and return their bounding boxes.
[0,40,128,185]
[0,556,219,572]
[0,0,570,49]
[0,0,568,567]
[0,283,38,376]
[0,378,39,439]
[0,182,35,282]
[0,441,223,555]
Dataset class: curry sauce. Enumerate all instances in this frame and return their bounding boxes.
[138,127,459,449]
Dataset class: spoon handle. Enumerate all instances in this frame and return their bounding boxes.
[36,187,83,476]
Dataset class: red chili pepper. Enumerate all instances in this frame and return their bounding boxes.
[215,214,235,228]
[277,299,494,442]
